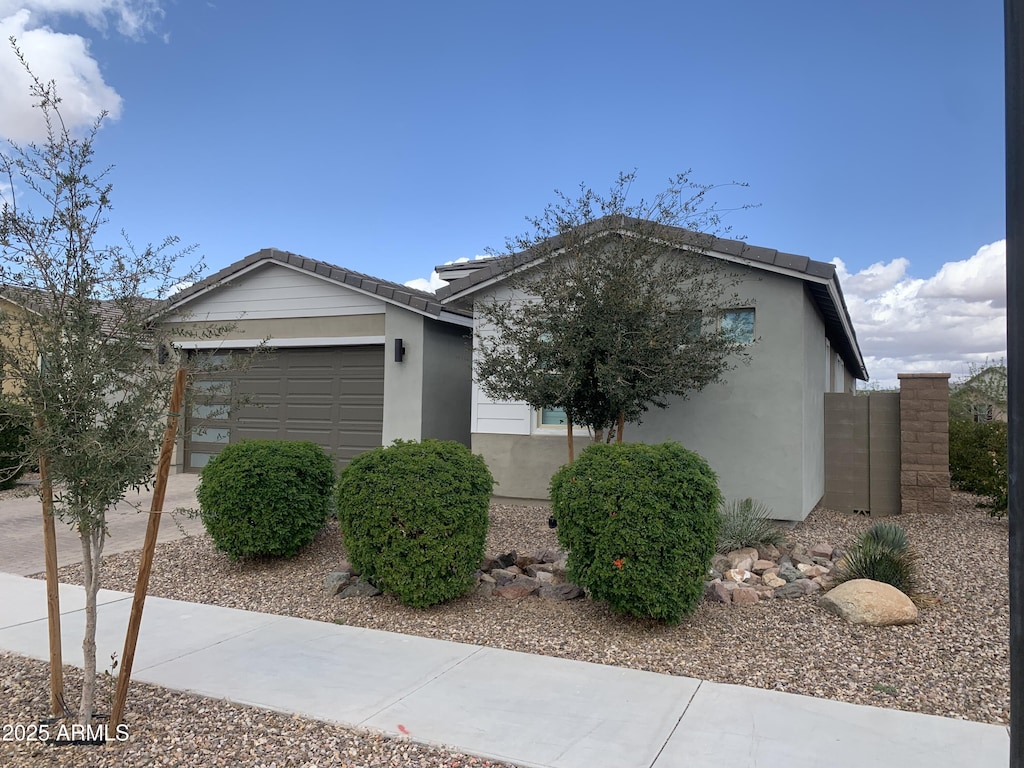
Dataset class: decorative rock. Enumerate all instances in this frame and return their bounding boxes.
[724,568,751,583]
[754,585,775,600]
[731,587,759,605]
[477,572,496,585]
[757,543,781,561]
[706,580,732,603]
[711,554,732,574]
[777,564,802,583]
[338,579,380,599]
[533,571,555,584]
[324,571,352,596]
[727,548,759,569]
[808,542,835,559]
[790,552,816,567]
[495,551,517,569]
[533,549,561,564]
[796,562,814,574]
[804,565,831,579]
[525,563,555,577]
[480,555,501,572]
[773,582,807,600]
[491,568,518,587]
[475,581,494,597]
[819,579,918,626]
[494,582,538,599]
[762,573,786,589]
[539,583,583,600]
[751,559,776,575]
[515,554,538,570]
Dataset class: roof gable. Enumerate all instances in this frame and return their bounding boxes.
[435,216,867,381]
[161,249,471,324]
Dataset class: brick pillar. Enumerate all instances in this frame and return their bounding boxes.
[898,373,951,514]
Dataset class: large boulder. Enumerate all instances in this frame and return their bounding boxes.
[820,579,918,626]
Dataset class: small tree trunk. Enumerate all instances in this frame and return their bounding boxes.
[616,412,625,443]
[78,524,104,725]
[566,420,575,463]
[594,428,604,443]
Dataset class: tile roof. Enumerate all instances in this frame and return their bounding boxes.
[435,216,867,380]
[162,248,471,321]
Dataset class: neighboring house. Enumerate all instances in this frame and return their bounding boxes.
[436,220,869,521]
[950,364,1008,423]
[0,288,161,397]
[159,249,473,472]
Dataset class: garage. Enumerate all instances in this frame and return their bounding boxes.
[185,345,384,471]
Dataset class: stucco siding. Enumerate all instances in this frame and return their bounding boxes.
[164,314,386,345]
[801,288,827,515]
[382,304,425,444]
[420,318,472,445]
[163,262,386,323]
[469,268,820,520]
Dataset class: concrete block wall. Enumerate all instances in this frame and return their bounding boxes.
[898,373,951,514]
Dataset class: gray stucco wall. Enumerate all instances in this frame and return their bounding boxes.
[382,305,425,444]
[421,318,472,445]
[469,267,823,520]
[800,288,827,514]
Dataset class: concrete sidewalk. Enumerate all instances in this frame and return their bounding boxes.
[0,573,1009,768]
[0,473,205,576]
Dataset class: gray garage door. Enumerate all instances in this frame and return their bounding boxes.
[185,346,384,471]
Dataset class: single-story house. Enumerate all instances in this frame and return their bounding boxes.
[159,249,473,472]
[436,218,869,521]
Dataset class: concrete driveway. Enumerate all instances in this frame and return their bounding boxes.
[0,473,205,576]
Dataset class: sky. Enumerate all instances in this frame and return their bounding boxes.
[0,1,1006,389]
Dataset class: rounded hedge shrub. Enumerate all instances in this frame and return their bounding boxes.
[0,403,30,491]
[550,441,721,624]
[198,440,336,560]
[337,439,493,608]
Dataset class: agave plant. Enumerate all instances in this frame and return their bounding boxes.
[834,522,918,594]
[717,498,785,553]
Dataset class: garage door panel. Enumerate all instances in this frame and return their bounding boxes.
[186,345,384,471]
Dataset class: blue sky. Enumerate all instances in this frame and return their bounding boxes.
[0,1,1007,387]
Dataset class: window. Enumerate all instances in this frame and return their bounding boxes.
[540,406,568,426]
[721,309,755,344]
[971,404,994,423]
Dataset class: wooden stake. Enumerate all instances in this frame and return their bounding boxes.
[110,368,186,728]
[37,423,64,717]
[566,418,575,463]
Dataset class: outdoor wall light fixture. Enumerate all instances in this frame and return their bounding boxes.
[394,338,406,362]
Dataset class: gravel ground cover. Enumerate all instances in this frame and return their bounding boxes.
[4,491,1010,766]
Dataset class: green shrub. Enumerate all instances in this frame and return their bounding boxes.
[336,439,493,608]
[949,418,1007,516]
[198,440,335,560]
[0,403,30,491]
[549,441,721,624]
[834,522,917,594]
[717,498,785,553]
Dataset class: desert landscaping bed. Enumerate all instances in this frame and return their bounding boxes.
[2,491,1009,766]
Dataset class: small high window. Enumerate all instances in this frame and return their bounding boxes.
[721,309,755,344]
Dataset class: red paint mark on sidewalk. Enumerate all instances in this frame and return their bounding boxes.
[397,724,410,735]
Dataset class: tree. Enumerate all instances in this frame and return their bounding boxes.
[0,42,207,725]
[475,171,754,460]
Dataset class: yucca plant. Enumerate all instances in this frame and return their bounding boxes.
[716,498,785,553]
[834,522,918,595]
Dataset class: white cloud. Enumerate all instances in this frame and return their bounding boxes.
[0,2,163,142]
[404,254,491,294]
[835,239,1006,389]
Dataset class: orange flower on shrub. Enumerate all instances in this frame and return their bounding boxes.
[613,558,625,569]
